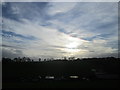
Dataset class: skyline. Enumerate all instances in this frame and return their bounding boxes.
[1,2,118,59]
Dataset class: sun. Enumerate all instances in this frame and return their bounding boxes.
[64,36,82,52]
[60,35,85,55]
[65,42,79,49]
[65,41,80,53]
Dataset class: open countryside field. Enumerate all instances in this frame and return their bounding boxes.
[2,57,120,88]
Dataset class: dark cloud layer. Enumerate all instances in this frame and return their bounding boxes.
[2,48,24,59]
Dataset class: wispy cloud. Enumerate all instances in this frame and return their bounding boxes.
[46,2,77,15]
[2,2,118,59]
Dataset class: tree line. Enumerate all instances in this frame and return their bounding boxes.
[2,56,119,62]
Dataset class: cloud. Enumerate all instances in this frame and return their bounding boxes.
[2,17,87,58]
[2,2,118,59]
[2,47,24,59]
[2,0,120,2]
[46,2,118,39]
[46,2,77,15]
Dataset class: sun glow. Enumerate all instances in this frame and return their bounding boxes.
[65,42,79,49]
[64,36,84,53]
[64,48,80,53]
[65,42,80,53]
[58,35,87,57]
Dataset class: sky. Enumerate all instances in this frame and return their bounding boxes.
[1,0,120,2]
[1,2,119,59]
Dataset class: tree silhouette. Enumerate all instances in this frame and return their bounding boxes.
[39,58,41,62]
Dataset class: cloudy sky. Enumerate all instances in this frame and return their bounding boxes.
[1,2,118,59]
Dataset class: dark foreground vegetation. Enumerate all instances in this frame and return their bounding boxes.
[2,57,120,89]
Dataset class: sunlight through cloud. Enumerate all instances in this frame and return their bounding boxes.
[2,2,118,58]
